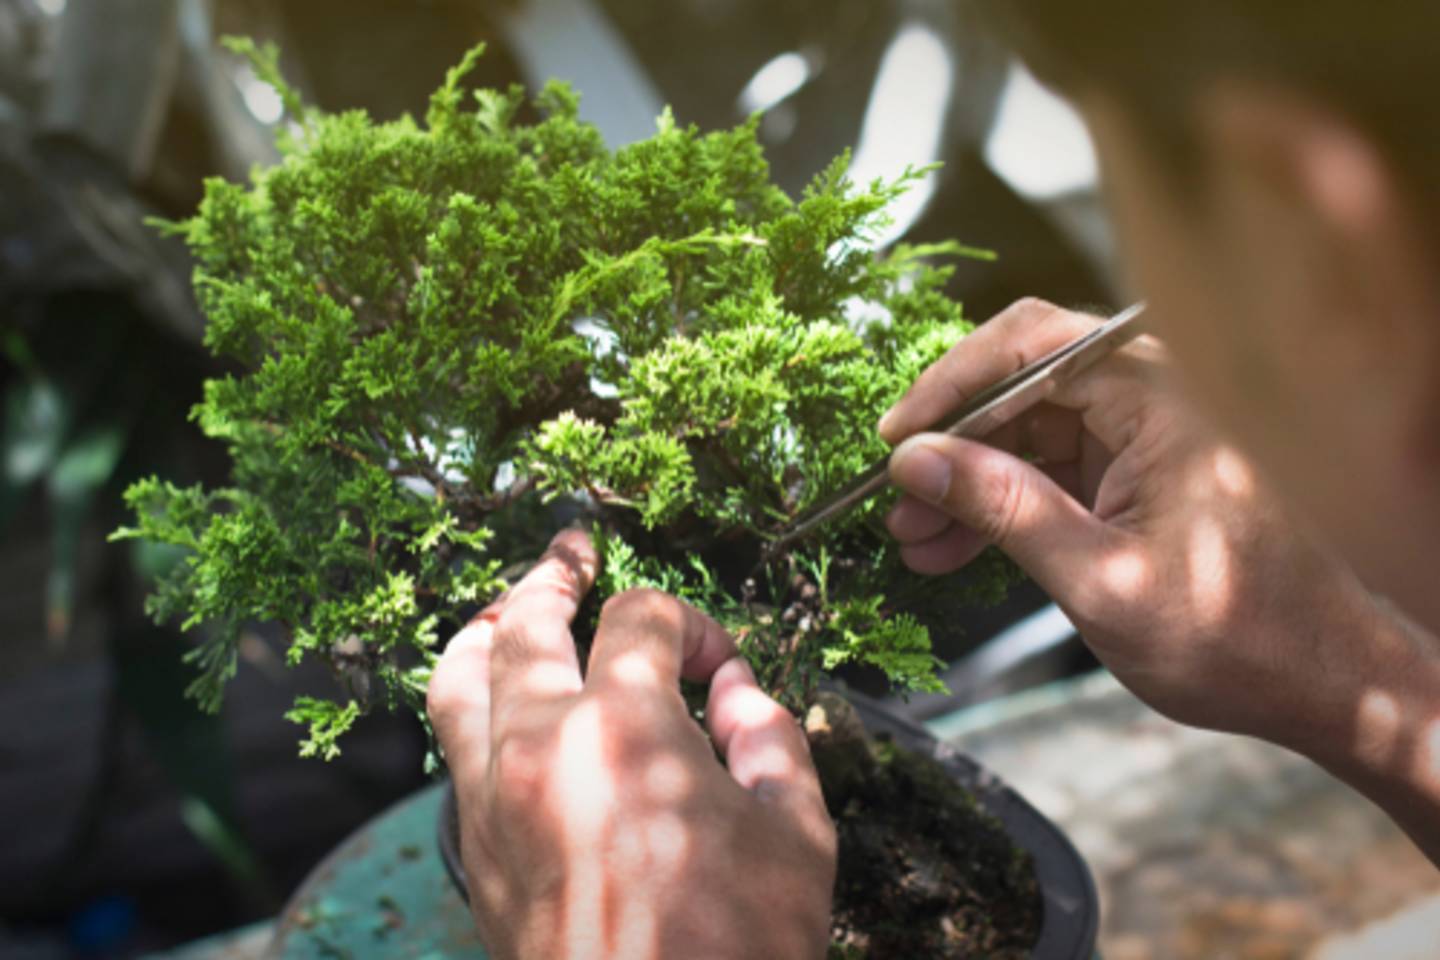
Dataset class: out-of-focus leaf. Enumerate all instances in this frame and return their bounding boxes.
[45,423,128,641]
[178,795,273,907]
[1,377,70,532]
[115,621,276,909]
[131,537,190,582]
[48,422,128,501]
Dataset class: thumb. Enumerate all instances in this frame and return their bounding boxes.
[889,433,1120,600]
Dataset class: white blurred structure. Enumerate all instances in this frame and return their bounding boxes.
[500,0,664,147]
[983,60,1119,282]
[984,61,1097,200]
[846,21,955,249]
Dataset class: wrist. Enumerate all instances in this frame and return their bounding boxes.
[1271,590,1440,861]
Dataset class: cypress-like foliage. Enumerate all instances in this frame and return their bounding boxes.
[113,41,1017,760]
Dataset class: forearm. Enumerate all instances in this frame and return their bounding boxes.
[1271,592,1440,866]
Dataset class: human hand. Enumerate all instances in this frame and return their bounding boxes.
[879,298,1385,744]
[427,529,836,960]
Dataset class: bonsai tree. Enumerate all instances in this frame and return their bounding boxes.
[115,42,1040,955]
[115,39,1017,756]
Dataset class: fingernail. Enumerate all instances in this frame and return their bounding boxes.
[890,437,952,504]
[877,405,898,440]
[732,656,758,683]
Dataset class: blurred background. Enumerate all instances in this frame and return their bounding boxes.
[3,1,1434,958]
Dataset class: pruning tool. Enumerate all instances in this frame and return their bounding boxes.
[765,302,1148,557]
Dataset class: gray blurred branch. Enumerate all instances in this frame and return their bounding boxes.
[40,0,182,179]
[1,0,283,344]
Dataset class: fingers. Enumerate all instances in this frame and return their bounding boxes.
[889,433,1126,602]
[885,496,990,574]
[878,297,1168,463]
[488,529,598,726]
[896,522,990,575]
[705,658,829,834]
[585,589,737,692]
[878,298,1094,445]
[428,607,502,779]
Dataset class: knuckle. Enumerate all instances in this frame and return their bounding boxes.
[602,587,681,627]
[489,616,532,666]
[425,673,454,723]
[1003,296,1061,329]
[491,733,551,808]
[754,694,796,731]
[491,608,558,668]
[530,557,582,597]
[426,663,473,728]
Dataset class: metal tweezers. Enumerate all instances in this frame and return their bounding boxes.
[766,302,1148,554]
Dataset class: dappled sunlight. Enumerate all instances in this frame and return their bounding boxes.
[642,754,695,806]
[1341,680,1440,860]
[1419,717,1440,797]
[540,698,740,958]
[1355,690,1403,769]
[1212,446,1257,499]
[555,701,617,837]
[554,699,617,957]
[734,737,805,799]
[1096,548,1151,604]
[1185,516,1238,629]
[639,812,692,876]
[604,650,666,689]
[515,660,587,700]
[608,811,695,959]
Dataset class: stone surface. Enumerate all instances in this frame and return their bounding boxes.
[939,671,1440,959]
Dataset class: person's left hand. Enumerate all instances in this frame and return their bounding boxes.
[427,529,837,960]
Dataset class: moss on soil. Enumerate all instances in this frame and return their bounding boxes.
[810,699,1041,958]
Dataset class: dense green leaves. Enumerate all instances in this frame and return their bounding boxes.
[116,44,1014,756]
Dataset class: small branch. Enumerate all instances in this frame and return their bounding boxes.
[584,482,639,510]
[476,475,537,512]
[774,625,806,696]
[671,260,687,332]
[260,421,379,470]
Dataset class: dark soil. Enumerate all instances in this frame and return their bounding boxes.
[808,696,1041,958]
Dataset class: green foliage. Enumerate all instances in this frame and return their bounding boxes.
[115,43,1017,756]
[285,697,362,762]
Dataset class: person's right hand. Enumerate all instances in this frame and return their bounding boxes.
[879,298,1387,745]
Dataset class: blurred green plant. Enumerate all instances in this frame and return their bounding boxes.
[3,298,275,907]
[3,330,128,641]
[114,40,1018,759]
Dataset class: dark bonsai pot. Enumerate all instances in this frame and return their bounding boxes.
[437,687,1098,959]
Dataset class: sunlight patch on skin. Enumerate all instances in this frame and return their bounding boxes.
[1355,689,1402,769]
[555,700,617,957]
[1306,126,1388,232]
[643,813,691,874]
[730,734,799,800]
[1097,549,1152,603]
[1212,446,1257,498]
[725,683,782,727]
[1186,517,1237,625]
[606,650,666,688]
[612,811,693,959]
[555,700,615,835]
[1418,717,1440,798]
[515,660,585,700]
[643,754,695,805]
